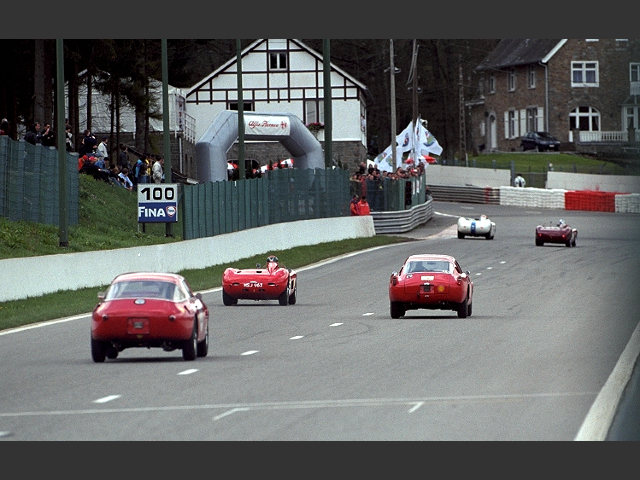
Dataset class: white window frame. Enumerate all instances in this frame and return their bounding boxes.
[507,69,516,92]
[488,73,496,94]
[527,65,536,89]
[569,106,601,132]
[526,107,538,132]
[305,100,324,125]
[504,110,518,139]
[571,61,599,87]
[268,51,288,71]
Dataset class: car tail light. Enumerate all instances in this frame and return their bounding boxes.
[436,285,446,293]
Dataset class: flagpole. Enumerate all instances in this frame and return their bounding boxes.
[389,39,397,170]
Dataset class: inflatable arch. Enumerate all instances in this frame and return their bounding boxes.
[195,110,325,182]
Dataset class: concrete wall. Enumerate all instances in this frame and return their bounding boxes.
[425,164,511,187]
[1,216,376,302]
[547,171,640,193]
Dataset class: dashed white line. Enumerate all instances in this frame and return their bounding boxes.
[178,369,199,375]
[213,407,249,421]
[486,266,493,270]
[408,401,424,413]
[500,261,506,264]
[329,322,343,327]
[93,395,121,404]
[363,312,375,316]
[290,335,304,340]
[241,350,259,356]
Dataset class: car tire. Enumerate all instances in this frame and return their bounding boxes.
[197,325,208,357]
[106,344,118,359]
[467,301,472,317]
[457,296,469,318]
[390,301,404,319]
[222,290,236,306]
[565,239,571,247]
[288,285,297,305]
[457,231,464,239]
[182,323,197,361]
[535,239,543,246]
[91,338,107,363]
[278,287,289,306]
[572,238,577,247]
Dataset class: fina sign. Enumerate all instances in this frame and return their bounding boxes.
[137,184,178,223]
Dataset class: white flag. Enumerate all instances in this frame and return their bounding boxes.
[373,144,394,172]
[417,120,443,156]
[396,121,414,155]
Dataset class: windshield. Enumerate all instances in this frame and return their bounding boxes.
[406,260,451,273]
[105,280,184,301]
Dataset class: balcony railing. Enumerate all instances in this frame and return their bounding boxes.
[578,130,629,142]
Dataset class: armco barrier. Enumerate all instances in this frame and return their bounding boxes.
[370,199,433,234]
[0,216,376,303]
[428,185,500,204]
[615,193,640,214]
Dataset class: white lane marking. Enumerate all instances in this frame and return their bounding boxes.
[0,431,13,438]
[0,392,599,418]
[213,407,249,421]
[241,350,259,356]
[575,321,640,441]
[434,211,461,218]
[329,323,343,327]
[486,266,493,270]
[500,261,506,264]
[0,313,90,336]
[475,273,482,276]
[363,312,374,316]
[178,369,198,375]
[408,401,424,413]
[290,335,304,340]
[93,395,121,404]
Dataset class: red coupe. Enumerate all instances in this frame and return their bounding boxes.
[222,255,297,306]
[91,272,210,362]
[389,254,474,319]
[535,219,578,247]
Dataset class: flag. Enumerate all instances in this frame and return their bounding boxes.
[417,120,443,156]
[395,121,414,155]
[373,144,394,172]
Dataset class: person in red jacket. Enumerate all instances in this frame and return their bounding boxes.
[350,194,360,215]
[357,195,371,215]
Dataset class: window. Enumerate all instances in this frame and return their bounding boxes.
[572,61,599,87]
[507,69,516,91]
[527,65,536,88]
[305,100,324,125]
[228,101,254,112]
[508,110,516,138]
[269,51,288,71]
[569,106,600,131]
[488,73,496,93]
[526,107,537,132]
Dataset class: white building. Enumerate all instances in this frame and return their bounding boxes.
[185,39,369,170]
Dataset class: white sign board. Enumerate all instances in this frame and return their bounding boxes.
[137,184,178,223]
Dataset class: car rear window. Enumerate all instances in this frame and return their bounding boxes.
[106,280,178,301]
[407,261,451,273]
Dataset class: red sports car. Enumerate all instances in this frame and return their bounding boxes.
[91,272,210,362]
[222,255,297,306]
[535,219,577,247]
[389,254,473,319]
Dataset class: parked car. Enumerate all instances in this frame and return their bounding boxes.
[535,219,578,247]
[457,214,496,239]
[222,255,297,306]
[520,131,561,152]
[91,272,210,362]
[389,254,473,319]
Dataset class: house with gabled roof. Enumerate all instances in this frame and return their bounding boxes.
[185,38,369,171]
[467,38,640,157]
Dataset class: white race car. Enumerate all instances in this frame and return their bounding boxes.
[457,214,496,240]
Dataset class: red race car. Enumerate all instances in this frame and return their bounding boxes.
[91,272,210,362]
[389,254,473,319]
[222,255,297,306]
[535,219,578,247]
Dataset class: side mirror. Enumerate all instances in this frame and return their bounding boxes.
[390,272,398,285]
[97,291,105,301]
[256,263,261,268]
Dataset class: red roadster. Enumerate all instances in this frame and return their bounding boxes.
[91,272,210,362]
[222,255,297,306]
[535,219,577,247]
[389,254,473,319]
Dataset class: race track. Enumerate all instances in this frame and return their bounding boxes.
[1,202,639,440]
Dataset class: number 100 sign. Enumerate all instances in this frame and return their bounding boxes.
[137,184,178,223]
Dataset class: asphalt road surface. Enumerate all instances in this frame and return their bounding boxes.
[1,202,638,440]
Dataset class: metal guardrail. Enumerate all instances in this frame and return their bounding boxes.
[370,198,433,234]
[428,185,500,204]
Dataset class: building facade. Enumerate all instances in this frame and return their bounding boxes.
[468,38,640,156]
[185,39,369,172]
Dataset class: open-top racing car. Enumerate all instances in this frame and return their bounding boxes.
[222,255,297,306]
[389,254,473,319]
[457,214,496,239]
[535,219,577,247]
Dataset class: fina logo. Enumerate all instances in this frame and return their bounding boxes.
[166,206,176,217]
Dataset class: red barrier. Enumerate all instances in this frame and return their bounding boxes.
[564,190,621,212]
